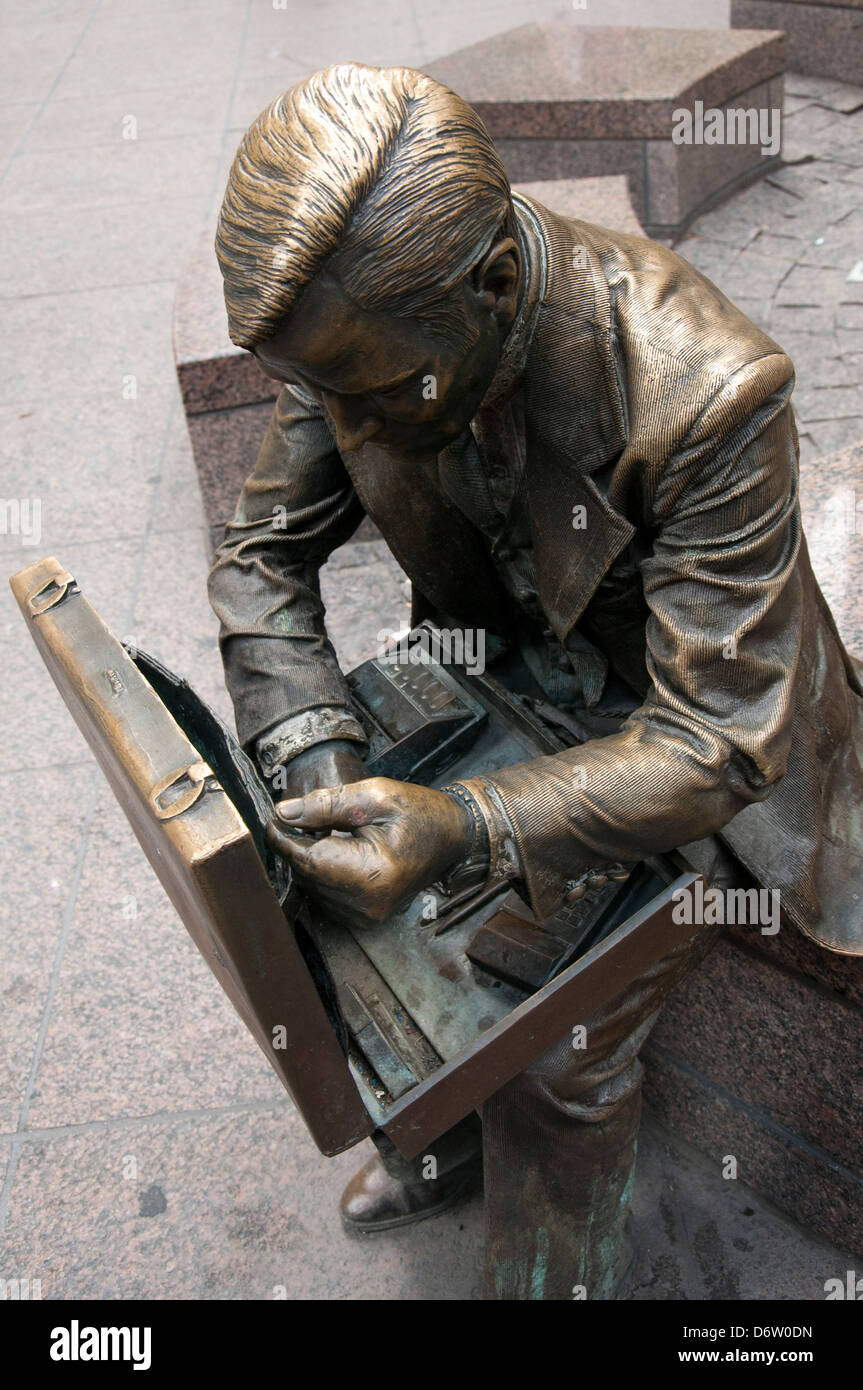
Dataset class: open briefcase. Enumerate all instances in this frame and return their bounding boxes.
[11,556,701,1160]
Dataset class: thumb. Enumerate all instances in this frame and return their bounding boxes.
[274,780,386,833]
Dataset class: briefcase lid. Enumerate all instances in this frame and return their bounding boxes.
[10,556,373,1155]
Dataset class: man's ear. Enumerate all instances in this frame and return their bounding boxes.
[473,237,520,322]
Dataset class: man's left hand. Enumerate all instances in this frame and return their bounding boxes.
[266,778,473,922]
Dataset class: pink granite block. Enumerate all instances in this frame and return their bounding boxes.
[650,938,863,1175]
[764,0,863,8]
[733,0,863,84]
[502,139,648,219]
[515,175,645,235]
[652,78,784,235]
[727,914,863,1009]
[425,23,787,141]
[187,401,274,531]
[643,1047,863,1257]
[178,351,277,418]
[426,23,786,239]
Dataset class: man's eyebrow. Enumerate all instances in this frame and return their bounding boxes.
[296,365,420,397]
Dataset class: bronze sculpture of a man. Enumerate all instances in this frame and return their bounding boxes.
[208,63,863,1300]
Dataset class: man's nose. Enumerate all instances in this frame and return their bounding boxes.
[322,393,382,452]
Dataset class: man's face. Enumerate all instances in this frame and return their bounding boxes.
[252,243,520,455]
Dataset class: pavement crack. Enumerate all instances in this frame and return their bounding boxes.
[765,176,806,199]
[768,256,804,324]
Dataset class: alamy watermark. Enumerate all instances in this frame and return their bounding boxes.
[0,497,41,546]
[376,625,486,676]
[825,1270,863,1299]
[1,1277,42,1299]
[819,488,863,536]
[672,101,781,158]
[672,880,781,935]
[50,1321,151,1370]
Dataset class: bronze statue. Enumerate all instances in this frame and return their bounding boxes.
[208,63,863,1299]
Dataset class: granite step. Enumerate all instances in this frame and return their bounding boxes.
[424,19,788,238]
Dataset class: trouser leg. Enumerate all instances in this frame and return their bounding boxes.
[481,917,720,1300]
[371,1110,482,1185]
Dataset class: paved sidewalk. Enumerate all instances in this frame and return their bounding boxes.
[678,72,863,471]
[0,0,857,1301]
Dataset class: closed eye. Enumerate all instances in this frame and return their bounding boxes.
[372,372,418,399]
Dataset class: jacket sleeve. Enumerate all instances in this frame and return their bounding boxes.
[460,353,802,918]
[207,383,366,752]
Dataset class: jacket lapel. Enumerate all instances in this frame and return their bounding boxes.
[520,198,635,645]
[527,451,637,647]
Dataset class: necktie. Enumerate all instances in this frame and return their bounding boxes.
[437,428,503,536]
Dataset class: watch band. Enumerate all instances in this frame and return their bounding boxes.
[439,782,491,893]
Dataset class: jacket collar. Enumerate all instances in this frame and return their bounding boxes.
[520,194,628,471]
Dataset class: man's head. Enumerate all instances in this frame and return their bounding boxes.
[216,64,521,453]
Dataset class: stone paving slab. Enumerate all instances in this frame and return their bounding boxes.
[1,535,142,771]
[0,764,99,1135]
[0,1105,485,1301]
[0,395,177,550]
[23,786,282,1132]
[25,83,232,151]
[0,195,208,300]
[0,1102,847,1301]
[786,72,863,112]
[0,285,178,407]
[629,1117,852,1301]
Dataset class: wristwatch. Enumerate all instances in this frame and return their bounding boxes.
[439,781,492,893]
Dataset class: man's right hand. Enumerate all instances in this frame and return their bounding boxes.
[274,738,366,800]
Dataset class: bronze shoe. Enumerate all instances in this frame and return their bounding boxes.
[339,1153,481,1235]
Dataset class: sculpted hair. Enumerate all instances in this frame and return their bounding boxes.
[216,63,515,349]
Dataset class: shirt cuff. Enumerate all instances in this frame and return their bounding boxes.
[255,707,369,776]
[449,776,523,883]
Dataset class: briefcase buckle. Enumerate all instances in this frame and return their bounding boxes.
[150,760,220,820]
[28,570,80,615]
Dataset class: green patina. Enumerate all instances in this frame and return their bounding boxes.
[493,1227,550,1300]
[529,1227,550,1300]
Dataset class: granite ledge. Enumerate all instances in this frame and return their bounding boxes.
[425,25,786,141]
[643,1050,863,1257]
[738,0,863,10]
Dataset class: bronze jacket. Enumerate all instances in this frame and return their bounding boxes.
[208,196,863,955]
